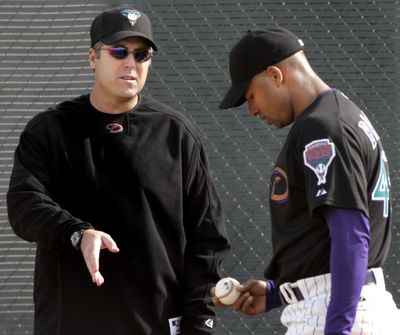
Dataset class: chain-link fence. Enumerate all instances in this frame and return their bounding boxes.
[0,0,398,334]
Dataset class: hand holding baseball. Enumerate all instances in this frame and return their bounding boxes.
[212,278,267,316]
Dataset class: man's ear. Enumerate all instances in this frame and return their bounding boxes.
[266,66,284,86]
[89,48,97,72]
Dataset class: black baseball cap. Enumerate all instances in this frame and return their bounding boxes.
[219,27,304,109]
[90,7,158,51]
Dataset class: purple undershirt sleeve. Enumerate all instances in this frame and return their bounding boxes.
[323,207,370,335]
[265,279,282,311]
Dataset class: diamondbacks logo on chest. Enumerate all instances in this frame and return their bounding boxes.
[270,166,289,203]
[105,123,124,134]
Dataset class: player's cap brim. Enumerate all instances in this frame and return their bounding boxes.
[101,31,158,51]
[219,79,250,109]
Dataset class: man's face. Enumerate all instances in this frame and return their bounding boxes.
[245,68,294,128]
[89,37,152,104]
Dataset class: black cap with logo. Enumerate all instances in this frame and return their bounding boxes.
[219,27,304,109]
[90,7,158,51]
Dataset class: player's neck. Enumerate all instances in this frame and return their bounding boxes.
[293,78,330,120]
[89,89,139,114]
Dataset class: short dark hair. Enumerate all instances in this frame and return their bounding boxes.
[93,41,103,59]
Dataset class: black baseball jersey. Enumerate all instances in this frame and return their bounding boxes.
[264,90,391,285]
[7,94,230,335]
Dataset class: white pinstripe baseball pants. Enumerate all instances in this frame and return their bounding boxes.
[279,268,400,334]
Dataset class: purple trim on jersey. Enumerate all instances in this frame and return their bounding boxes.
[265,279,282,311]
[318,88,336,98]
[324,207,370,335]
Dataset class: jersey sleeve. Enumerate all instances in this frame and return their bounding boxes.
[6,117,93,251]
[180,139,231,334]
[324,207,370,334]
[296,116,369,217]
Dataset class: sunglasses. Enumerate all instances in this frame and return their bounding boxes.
[100,47,153,63]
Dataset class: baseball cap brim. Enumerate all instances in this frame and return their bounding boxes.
[219,79,250,109]
[101,31,158,51]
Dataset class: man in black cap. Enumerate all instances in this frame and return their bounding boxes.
[7,7,230,335]
[213,27,399,334]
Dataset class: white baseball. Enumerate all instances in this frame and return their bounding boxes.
[215,277,240,305]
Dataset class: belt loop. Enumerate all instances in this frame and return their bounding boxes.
[364,269,376,285]
[369,267,385,289]
[279,282,300,305]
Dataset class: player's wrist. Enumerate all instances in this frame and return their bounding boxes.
[265,279,282,311]
[70,229,88,250]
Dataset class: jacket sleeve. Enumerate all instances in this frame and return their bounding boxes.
[180,140,231,334]
[6,124,93,252]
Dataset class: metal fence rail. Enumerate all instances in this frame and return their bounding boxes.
[0,1,398,334]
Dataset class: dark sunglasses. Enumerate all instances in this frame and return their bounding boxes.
[100,47,153,63]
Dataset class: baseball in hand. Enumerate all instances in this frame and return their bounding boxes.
[215,277,240,305]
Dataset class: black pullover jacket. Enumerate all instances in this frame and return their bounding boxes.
[7,94,230,335]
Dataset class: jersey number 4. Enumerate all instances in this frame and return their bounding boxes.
[372,151,390,218]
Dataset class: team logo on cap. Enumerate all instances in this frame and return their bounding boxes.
[121,9,141,26]
[303,139,336,185]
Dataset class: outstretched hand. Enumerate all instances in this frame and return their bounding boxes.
[211,279,267,316]
[80,229,120,286]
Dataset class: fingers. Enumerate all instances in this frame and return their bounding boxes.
[239,279,267,295]
[211,282,250,308]
[234,294,258,316]
[211,289,259,316]
[100,233,120,253]
[80,229,119,286]
[81,230,101,278]
[232,291,252,311]
[211,279,267,316]
[92,271,104,287]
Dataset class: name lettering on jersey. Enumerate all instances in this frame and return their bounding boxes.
[358,111,380,150]
[270,166,289,203]
[303,139,336,186]
[372,150,390,218]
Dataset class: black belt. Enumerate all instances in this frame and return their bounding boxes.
[279,270,376,305]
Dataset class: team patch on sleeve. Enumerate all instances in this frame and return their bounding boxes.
[303,139,336,186]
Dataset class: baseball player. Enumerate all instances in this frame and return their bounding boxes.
[7,7,230,335]
[212,27,399,334]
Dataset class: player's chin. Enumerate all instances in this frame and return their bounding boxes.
[117,89,140,101]
[272,120,289,129]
